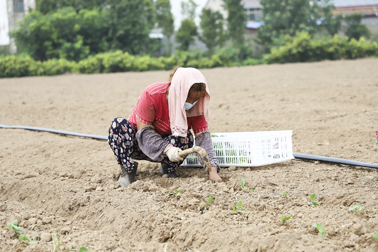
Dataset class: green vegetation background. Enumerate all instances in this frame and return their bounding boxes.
[1,0,378,78]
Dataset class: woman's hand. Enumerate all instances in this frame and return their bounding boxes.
[166,147,184,162]
[209,167,222,182]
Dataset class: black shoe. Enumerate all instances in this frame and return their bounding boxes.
[118,162,138,187]
[160,162,180,178]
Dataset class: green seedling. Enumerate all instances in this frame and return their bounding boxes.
[51,231,76,252]
[240,178,254,192]
[7,220,38,245]
[19,232,38,245]
[313,223,326,236]
[7,220,23,234]
[308,193,321,206]
[373,234,378,241]
[79,247,89,252]
[168,190,180,195]
[241,178,248,190]
[275,191,287,198]
[206,195,214,206]
[349,205,364,214]
[52,233,62,252]
[281,215,291,223]
[232,200,245,213]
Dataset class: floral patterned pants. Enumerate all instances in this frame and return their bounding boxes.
[108,117,194,173]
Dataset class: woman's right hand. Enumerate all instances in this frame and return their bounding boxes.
[166,147,184,162]
[209,167,222,182]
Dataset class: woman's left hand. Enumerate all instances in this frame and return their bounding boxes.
[209,167,222,182]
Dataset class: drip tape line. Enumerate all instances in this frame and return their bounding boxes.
[0,124,107,141]
[1,124,378,169]
[293,153,378,169]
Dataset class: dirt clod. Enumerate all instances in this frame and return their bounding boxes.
[228,166,236,171]
[40,233,52,242]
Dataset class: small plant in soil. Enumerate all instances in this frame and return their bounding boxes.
[240,178,254,192]
[52,233,62,252]
[7,220,38,245]
[313,223,326,236]
[168,189,180,195]
[7,220,23,234]
[206,195,214,206]
[52,232,85,252]
[308,194,321,206]
[19,232,38,245]
[275,191,287,198]
[281,215,291,223]
[241,178,248,190]
[232,200,245,213]
[349,205,364,214]
[372,234,378,241]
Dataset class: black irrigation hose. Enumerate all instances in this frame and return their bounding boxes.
[0,124,107,141]
[1,124,378,169]
[293,153,378,169]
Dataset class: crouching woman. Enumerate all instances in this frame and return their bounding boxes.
[108,67,222,187]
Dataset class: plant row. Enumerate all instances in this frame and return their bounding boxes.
[7,220,88,251]
[193,178,376,239]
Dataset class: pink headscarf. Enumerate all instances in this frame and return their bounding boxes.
[168,67,211,137]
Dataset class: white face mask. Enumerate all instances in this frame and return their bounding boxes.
[184,101,198,110]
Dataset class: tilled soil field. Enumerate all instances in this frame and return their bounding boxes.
[1,58,378,252]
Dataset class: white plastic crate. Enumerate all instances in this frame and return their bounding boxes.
[182,130,294,167]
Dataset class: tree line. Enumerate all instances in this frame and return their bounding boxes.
[9,0,373,62]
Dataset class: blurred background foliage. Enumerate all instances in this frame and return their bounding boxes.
[11,0,155,61]
[1,0,377,77]
[345,13,371,41]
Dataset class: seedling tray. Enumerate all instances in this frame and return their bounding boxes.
[182,130,294,167]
